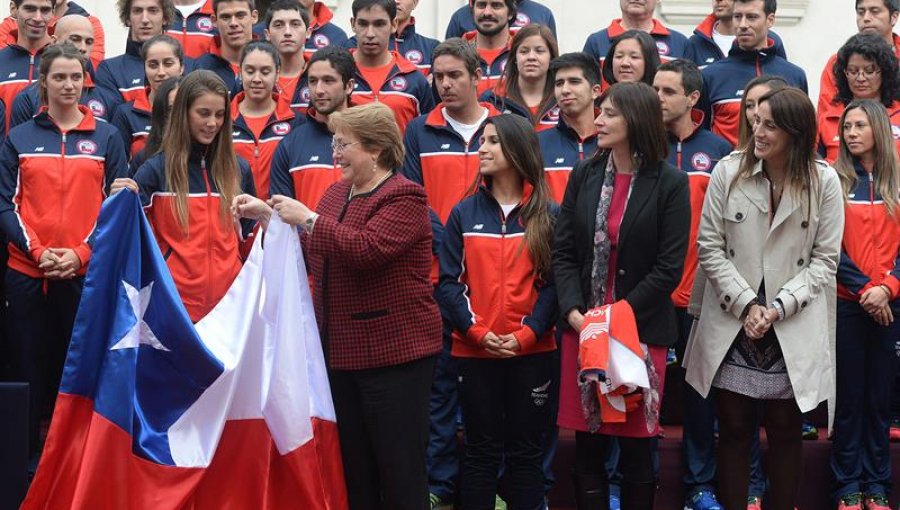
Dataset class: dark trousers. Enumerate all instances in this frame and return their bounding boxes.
[830,299,900,498]
[717,389,803,510]
[427,331,460,500]
[458,352,554,510]
[4,269,83,455]
[328,355,437,510]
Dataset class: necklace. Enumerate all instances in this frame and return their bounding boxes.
[349,171,392,200]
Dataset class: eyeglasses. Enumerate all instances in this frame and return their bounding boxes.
[844,67,881,80]
[331,140,360,154]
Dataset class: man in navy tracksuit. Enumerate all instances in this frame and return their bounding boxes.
[688,0,785,68]
[699,0,807,147]
[583,0,690,67]
[654,58,731,510]
[444,0,556,39]
[344,0,439,75]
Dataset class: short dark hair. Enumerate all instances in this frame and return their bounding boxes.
[140,34,185,65]
[308,46,357,86]
[351,0,396,20]
[213,0,255,14]
[656,59,702,95]
[602,30,661,87]
[834,32,900,107]
[433,37,481,77]
[117,0,175,28]
[596,82,669,168]
[734,0,777,15]
[13,0,57,7]
[856,0,900,14]
[468,0,518,26]
[549,52,601,86]
[240,41,281,69]
[264,0,310,29]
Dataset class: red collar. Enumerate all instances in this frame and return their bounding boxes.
[607,18,670,38]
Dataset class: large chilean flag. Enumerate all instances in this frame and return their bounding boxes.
[22,191,347,509]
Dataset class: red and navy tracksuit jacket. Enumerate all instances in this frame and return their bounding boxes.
[230,92,298,199]
[0,106,128,278]
[688,14,786,68]
[300,2,348,58]
[0,43,45,130]
[818,34,900,121]
[345,18,440,75]
[666,111,732,309]
[837,159,900,303]
[0,1,105,70]
[350,51,435,133]
[480,87,559,133]
[269,109,341,210]
[818,101,900,163]
[444,0,557,39]
[700,41,807,147]
[110,87,152,160]
[167,0,216,59]
[537,115,598,203]
[194,37,242,92]
[287,73,312,116]
[10,71,116,128]
[94,38,148,105]
[583,18,690,67]
[402,103,501,281]
[134,148,255,322]
[462,31,512,96]
[438,184,558,357]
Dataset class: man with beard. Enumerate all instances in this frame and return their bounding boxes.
[348,0,434,133]
[270,46,354,210]
[444,0,556,39]
[464,0,516,95]
[583,0,690,67]
[688,0,785,68]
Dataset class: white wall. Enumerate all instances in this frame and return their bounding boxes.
[3,0,860,101]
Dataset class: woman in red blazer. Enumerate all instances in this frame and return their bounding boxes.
[234,101,442,510]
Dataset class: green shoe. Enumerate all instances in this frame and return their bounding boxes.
[494,495,507,510]
[430,493,452,510]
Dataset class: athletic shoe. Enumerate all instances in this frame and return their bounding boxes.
[609,494,621,510]
[889,418,900,442]
[684,490,724,510]
[863,494,890,510]
[429,493,452,510]
[802,421,819,440]
[494,495,507,510]
[747,496,763,510]
[837,493,863,510]
[667,347,678,365]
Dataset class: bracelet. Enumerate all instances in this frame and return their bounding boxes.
[771,300,785,321]
[879,284,892,300]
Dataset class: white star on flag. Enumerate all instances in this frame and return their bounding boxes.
[110,281,169,352]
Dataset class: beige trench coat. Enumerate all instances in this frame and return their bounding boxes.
[683,153,844,413]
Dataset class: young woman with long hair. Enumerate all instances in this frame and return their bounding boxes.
[554,82,690,509]
[737,75,788,150]
[439,113,557,510]
[232,41,298,199]
[110,34,186,160]
[482,24,559,132]
[112,70,255,322]
[829,99,900,510]
[685,88,844,510]
[0,42,128,457]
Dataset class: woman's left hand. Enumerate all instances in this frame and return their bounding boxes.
[497,334,521,353]
[860,285,891,314]
[269,194,313,226]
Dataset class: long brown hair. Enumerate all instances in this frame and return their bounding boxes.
[734,87,819,202]
[834,99,900,216]
[162,70,241,230]
[473,114,555,278]
[497,24,558,126]
[736,75,788,150]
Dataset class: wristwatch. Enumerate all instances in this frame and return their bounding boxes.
[304,213,319,234]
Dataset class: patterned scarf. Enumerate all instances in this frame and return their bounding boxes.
[589,155,619,308]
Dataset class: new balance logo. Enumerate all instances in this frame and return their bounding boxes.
[35,146,44,152]
[310,155,320,162]
[473,224,483,230]
[440,143,450,150]
[132,79,142,84]
[8,72,16,78]
[706,57,715,63]
[555,157,565,164]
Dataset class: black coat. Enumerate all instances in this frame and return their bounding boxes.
[553,153,691,347]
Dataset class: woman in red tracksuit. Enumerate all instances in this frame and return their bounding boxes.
[113,70,255,323]
[231,41,298,199]
[830,99,900,510]
[439,113,558,510]
[0,43,128,456]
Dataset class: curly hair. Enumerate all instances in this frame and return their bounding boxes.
[833,33,900,107]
